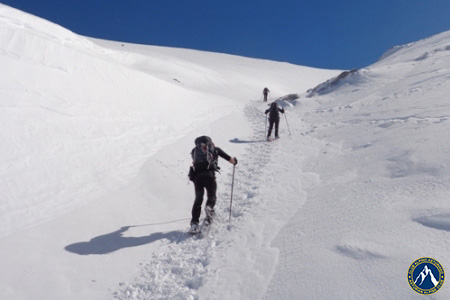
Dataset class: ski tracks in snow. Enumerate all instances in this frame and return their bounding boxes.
[113,102,277,300]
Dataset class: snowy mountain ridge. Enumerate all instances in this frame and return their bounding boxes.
[308,30,450,97]
[1,3,450,300]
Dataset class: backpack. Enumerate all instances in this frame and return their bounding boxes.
[191,136,218,172]
[268,102,279,118]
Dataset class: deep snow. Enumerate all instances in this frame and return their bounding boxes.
[1,3,450,300]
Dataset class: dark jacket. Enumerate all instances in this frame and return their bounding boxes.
[265,102,284,121]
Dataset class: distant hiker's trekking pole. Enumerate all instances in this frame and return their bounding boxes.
[229,164,236,222]
[284,113,291,135]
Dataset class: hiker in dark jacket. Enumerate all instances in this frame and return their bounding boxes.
[263,87,270,101]
[188,136,237,231]
[265,102,285,140]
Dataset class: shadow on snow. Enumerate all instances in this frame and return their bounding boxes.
[229,138,266,144]
[65,220,190,255]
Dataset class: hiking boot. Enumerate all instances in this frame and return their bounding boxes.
[189,223,199,233]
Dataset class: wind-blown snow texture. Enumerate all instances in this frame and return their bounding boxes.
[1,3,450,300]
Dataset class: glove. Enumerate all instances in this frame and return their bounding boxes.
[234,157,238,165]
[188,166,196,181]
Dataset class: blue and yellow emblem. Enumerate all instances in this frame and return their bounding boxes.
[408,257,445,294]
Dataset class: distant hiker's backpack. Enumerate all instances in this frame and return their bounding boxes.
[191,136,218,172]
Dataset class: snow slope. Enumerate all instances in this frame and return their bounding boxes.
[0,4,336,300]
[263,31,450,299]
[0,4,332,238]
[1,3,450,300]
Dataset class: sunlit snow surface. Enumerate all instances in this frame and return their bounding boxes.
[1,3,450,300]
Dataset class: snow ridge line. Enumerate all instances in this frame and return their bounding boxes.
[113,101,274,300]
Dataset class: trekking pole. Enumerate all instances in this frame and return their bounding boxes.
[284,112,291,135]
[265,114,268,137]
[229,164,236,222]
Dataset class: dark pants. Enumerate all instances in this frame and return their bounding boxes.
[267,118,280,138]
[191,173,217,224]
[264,93,268,101]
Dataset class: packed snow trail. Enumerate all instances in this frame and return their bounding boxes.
[113,100,294,300]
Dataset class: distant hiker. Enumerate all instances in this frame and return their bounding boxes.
[188,136,237,232]
[265,101,285,140]
[263,87,270,101]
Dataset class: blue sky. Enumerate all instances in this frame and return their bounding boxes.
[3,0,450,70]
